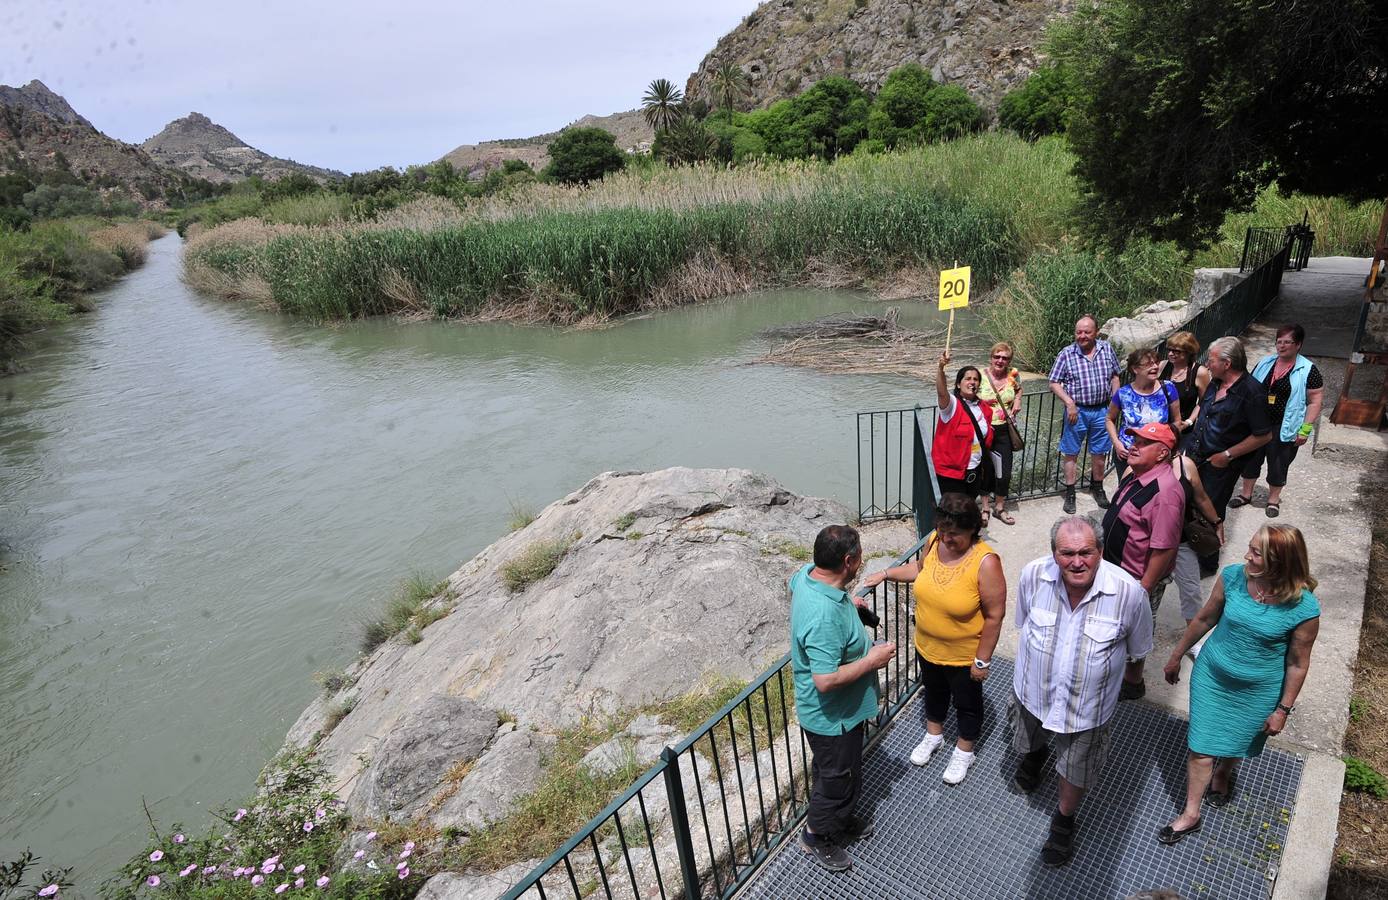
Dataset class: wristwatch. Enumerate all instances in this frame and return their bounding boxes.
[1222,449,1233,461]
[973,658,991,669]
[1276,703,1294,715]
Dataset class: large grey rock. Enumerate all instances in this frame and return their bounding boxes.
[289,468,843,805]
[415,860,539,900]
[346,695,497,821]
[581,715,679,777]
[432,727,555,833]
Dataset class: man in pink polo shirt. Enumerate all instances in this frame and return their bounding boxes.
[1100,422,1186,700]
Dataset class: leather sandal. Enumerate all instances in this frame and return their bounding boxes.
[1041,814,1076,866]
[1158,818,1203,845]
[995,509,1016,525]
[1228,495,1252,509]
[1265,504,1280,518]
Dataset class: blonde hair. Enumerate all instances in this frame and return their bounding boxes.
[989,341,1014,358]
[1250,524,1317,603]
[1166,331,1200,359]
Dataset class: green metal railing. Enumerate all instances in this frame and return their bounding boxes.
[499,534,932,900]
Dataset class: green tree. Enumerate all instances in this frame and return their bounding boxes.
[260,172,319,202]
[641,78,685,133]
[866,63,937,149]
[710,63,751,112]
[1053,0,1388,250]
[917,84,985,142]
[789,76,871,158]
[543,127,626,184]
[654,117,720,165]
[998,63,1074,138]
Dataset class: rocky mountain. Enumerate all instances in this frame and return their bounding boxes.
[0,79,175,202]
[686,0,1074,111]
[439,108,652,178]
[142,112,343,184]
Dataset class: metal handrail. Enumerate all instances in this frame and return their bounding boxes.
[500,534,932,900]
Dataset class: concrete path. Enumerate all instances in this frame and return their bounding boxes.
[847,259,1383,899]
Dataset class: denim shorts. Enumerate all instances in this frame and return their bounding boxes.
[1058,405,1112,456]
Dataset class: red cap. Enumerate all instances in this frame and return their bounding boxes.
[1125,422,1177,449]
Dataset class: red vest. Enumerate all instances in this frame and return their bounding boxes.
[934,397,994,479]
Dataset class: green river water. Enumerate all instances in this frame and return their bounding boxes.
[0,234,980,881]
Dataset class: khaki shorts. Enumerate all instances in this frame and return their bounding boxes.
[1009,694,1113,790]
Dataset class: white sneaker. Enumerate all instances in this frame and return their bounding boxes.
[909,732,944,766]
[942,748,976,785]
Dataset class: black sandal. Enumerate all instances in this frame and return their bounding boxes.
[1228,495,1252,509]
[1041,813,1075,867]
[1207,773,1237,808]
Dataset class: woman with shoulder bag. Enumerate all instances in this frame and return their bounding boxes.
[978,341,1023,526]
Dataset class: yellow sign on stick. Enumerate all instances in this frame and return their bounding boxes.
[938,265,971,310]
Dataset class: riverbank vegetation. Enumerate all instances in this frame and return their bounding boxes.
[0,217,166,370]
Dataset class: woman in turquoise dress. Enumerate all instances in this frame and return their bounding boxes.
[1157,524,1320,844]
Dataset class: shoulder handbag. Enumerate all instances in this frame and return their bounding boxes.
[961,399,996,493]
[1176,454,1221,555]
[1000,404,1025,451]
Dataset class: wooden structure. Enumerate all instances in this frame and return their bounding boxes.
[1330,200,1388,428]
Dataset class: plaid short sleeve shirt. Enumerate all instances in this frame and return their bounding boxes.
[1049,340,1120,407]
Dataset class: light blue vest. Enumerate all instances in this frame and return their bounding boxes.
[1250,354,1314,442]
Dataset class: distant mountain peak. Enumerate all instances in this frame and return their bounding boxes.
[142,113,342,185]
[0,79,94,129]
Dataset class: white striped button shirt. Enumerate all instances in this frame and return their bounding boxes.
[1013,556,1154,734]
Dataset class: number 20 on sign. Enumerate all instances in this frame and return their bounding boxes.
[938,265,971,310]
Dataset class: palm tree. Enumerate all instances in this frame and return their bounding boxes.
[642,78,685,133]
[710,63,750,112]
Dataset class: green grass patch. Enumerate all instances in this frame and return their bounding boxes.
[1344,755,1388,800]
[612,512,637,532]
[323,694,357,732]
[501,536,574,592]
[313,669,356,695]
[359,573,451,653]
[506,499,536,532]
[762,537,812,562]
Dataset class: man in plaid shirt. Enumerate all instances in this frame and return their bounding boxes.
[1048,315,1121,513]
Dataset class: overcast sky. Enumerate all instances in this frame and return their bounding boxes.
[0,0,758,173]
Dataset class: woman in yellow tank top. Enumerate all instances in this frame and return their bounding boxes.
[861,493,1007,785]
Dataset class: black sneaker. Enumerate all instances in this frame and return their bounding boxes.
[1118,679,1146,701]
[1062,485,1077,515]
[1013,748,1049,794]
[840,815,875,843]
[800,830,852,872]
[1090,481,1110,509]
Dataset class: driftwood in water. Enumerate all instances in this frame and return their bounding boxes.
[752,307,990,378]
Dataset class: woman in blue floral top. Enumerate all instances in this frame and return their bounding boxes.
[1106,348,1180,478]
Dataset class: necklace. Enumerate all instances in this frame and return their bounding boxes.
[1247,574,1276,603]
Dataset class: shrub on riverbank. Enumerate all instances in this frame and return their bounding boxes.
[0,219,165,370]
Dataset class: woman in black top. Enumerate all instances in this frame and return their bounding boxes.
[1161,331,1211,440]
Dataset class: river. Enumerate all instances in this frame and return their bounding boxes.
[0,234,978,880]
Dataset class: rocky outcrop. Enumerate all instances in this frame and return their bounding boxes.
[0,80,177,204]
[141,112,343,184]
[438,109,653,178]
[686,0,1074,111]
[287,467,847,838]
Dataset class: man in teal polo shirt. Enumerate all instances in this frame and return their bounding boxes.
[791,524,896,872]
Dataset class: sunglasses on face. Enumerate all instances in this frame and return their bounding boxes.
[992,354,1011,361]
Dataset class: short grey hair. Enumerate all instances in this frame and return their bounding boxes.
[1075,314,1098,330]
[1050,515,1103,551]
[1208,336,1247,372]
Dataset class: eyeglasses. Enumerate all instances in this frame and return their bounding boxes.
[992,354,1012,361]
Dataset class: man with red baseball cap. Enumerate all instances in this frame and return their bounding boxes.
[1101,422,1187,700]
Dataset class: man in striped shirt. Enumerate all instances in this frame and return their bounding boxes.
[1010,516,1154,867]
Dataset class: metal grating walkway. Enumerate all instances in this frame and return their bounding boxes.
[740,659,1302,900]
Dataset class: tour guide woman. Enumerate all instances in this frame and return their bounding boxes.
[862,493,1005,785]
[978,341,1023,526]
[933,351,994,503]
[1158,524,1320,844]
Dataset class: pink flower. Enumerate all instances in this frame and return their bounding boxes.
[146,875,161,887]
[292,864,305,874]
[315,807,326,819]
[398,849,411,859]
[39,887,59,898]
[261,863,276,875]
[233,808,247,822]
[364,831,377,841]
[353,850,365,860]
[396,861,408,871]
[274,884,289,894]
[251,875,264,887]
[180,864,197,877]
[232,867,244,877]
[173,834,186,844]
[262,856,280,868]
[302,821,314,833]
[316,876,330,888]
[397,867,410,880]
[294,878,304,888]
[403,841,415,851]
[202,867,216,876]
[149,850,164,862]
